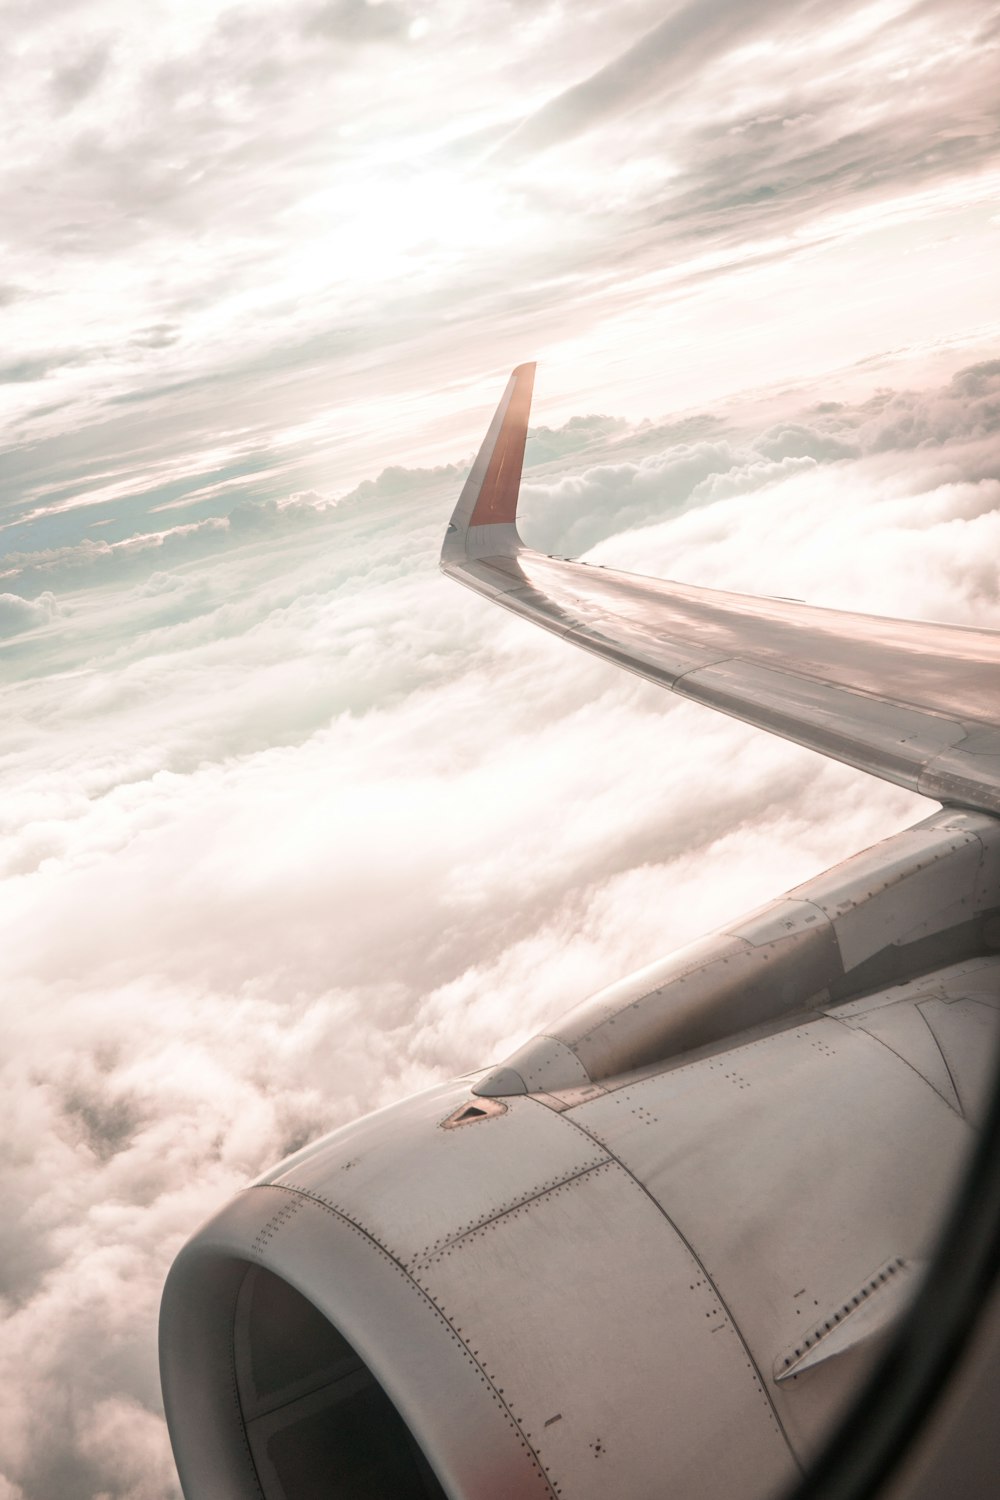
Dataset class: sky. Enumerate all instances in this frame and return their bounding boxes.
[1,0,999,1496]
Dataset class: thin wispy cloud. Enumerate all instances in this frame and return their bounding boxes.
[2,0,997,536]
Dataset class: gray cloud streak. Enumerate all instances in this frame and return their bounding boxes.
[496,0,814,161]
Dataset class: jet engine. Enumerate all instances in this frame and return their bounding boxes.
[160,811,1000,1500]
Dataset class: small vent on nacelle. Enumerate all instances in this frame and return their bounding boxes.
[441,1097,509,1129]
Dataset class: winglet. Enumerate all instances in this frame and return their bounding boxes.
[441,363,535,569]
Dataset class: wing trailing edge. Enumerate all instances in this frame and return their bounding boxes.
[440,366,1000,815]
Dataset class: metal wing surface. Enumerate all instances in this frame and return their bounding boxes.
[441,364,1000,815]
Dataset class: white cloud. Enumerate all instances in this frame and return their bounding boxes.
[0,591,58,636]
[2,0,996,507]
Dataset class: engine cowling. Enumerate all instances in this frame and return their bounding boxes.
[160,938,996,1500]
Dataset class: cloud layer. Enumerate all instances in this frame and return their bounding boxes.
[1,354,999,1496]
[2,0,998,550]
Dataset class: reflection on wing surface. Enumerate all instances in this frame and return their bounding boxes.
[442,365,1000,815]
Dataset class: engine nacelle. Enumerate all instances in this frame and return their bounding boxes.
[161,941,997,1500]
[161,810,1000,1499]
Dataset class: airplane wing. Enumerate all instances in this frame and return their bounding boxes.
[441,363,1000,815]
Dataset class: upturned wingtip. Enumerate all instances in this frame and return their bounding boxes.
[441,363,536,569]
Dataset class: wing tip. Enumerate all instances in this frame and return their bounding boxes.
[441,362,536,569]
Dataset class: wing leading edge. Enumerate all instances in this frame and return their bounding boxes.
[441,365,1000,815]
